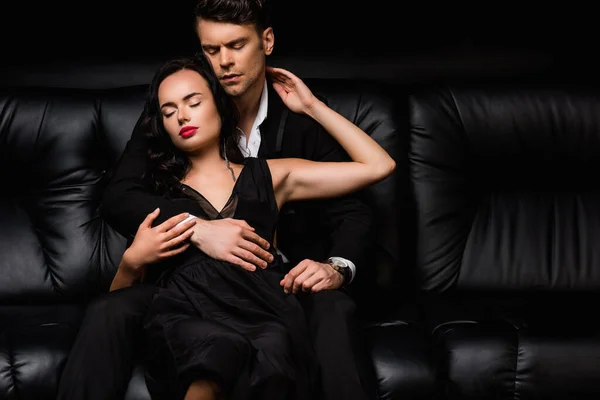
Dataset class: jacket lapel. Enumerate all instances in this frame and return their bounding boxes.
[258,77,286,158]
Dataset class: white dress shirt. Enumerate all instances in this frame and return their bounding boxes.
[236,80,269,158]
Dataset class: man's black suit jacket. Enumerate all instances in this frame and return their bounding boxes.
[102,79,373,273]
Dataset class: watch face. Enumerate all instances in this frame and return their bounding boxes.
[329,258,347,270]
[328,259,349,283]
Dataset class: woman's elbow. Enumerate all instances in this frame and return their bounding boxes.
[375,156,396,181]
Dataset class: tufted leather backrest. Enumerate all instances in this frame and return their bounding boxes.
[0,78,406,304]
[0,86,147,303]
[410,83,600,292]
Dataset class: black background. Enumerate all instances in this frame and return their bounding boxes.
[1,1,597,82]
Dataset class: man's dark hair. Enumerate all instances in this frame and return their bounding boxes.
[195,0,272,33]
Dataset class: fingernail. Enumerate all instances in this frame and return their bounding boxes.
[284,289,289,294]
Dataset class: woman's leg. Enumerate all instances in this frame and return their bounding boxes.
[145,308,253,399]
[184,380,221,400]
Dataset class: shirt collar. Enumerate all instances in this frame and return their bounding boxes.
[255,79,269,129]
[235,79,269,137]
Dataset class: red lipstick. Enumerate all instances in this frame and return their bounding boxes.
[179,126,198,138]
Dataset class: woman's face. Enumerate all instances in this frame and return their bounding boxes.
[158,69,222,154]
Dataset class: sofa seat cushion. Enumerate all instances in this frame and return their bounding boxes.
[423,292,600,400]
[0,304,83,399]
[363,303,438,399]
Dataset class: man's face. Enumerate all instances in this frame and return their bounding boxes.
[197,19,274,99]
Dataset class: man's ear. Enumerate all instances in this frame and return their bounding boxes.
[262,27,274,55]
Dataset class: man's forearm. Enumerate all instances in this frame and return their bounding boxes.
[323,194,373,282]
[102,187,194,239]
[306,119,374,277]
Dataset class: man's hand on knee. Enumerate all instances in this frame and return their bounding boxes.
[189,218,274,271]
[280,259,343,294]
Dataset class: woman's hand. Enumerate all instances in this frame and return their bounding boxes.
[267,66,319,115]
[110,209,196,292]
[122,208,197,276]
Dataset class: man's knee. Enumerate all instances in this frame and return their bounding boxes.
[302,290,357,321]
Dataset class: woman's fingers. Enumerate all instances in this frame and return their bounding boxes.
[162,243,191,258]
[162,227,195,250]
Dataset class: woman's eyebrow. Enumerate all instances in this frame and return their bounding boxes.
[160,92,203,109]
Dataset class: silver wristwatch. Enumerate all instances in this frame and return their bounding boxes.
[327,257,352,286]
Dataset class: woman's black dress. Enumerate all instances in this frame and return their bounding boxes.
[143,157,320,400]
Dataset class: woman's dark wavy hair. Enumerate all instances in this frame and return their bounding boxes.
[141,53,244,197]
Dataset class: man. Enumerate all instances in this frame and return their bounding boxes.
[57,1,375,399]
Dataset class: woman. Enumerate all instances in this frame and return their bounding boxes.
[110,54,395,400]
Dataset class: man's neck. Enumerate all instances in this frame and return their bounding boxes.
[234,76,266,139]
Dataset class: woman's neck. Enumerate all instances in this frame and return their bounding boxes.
[186,146,229,179]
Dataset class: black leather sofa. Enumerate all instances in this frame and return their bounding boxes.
[1,58,600,400]
[409,83,600,399]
